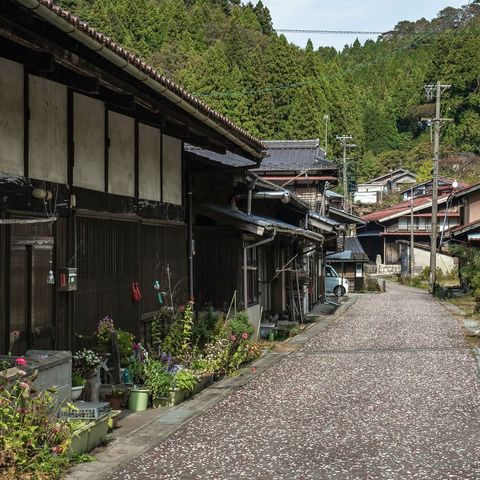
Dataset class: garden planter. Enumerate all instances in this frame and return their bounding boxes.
[128,388,149,411]
[171,389,186,405]
[71,385,84,401]
[193,374,213,395]
[152,397,170,408]
[105,394,123,410]
[68,413,113,455]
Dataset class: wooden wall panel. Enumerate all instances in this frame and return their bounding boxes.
[29,76,67,183]
[73,94,105,191]
[0,58,23,176]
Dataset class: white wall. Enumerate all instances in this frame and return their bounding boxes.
[73,94,105,191]
[354,192,377,204]
[139,123,161,201]
[29,76,67,183]
[413,247,456,275]
[162,134,182,205]
[0,58,24,176]
[108,111,135,197]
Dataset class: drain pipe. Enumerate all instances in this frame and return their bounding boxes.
[246,178,257,215]
[186,173,194,300]
[243,232,276,311]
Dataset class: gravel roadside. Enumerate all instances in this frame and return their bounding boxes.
[106,282,480,480]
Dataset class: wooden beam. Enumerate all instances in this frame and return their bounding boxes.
[0,37,54,71]
[100,85,134,110]
[61,68,99,94]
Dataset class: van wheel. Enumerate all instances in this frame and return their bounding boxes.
[333,285,346,297]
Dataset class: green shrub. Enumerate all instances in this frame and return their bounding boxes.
[0,367,74,478]
[174,370,197,392]
[144,360,173,399]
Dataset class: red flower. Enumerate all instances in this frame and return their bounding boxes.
[229,334,237,342]
[15,357,26,366]
[12,330,20,338]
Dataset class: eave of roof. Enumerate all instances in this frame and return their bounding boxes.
[452,182,480,199]
[198,203,324,243]
[363,195,449,223]
[16,0,264,159]
[329,207,366,225]
[449,219,480,236]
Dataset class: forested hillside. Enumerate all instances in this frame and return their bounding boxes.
[59,0,480,186]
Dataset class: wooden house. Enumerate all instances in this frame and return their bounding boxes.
[358,194,461,265]
[252,139,338,210]
[185,145,338,332]
[0,1,264,355]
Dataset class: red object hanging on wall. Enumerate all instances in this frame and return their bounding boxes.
[131,282,141,303]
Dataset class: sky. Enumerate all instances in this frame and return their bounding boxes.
[262,0,468,50]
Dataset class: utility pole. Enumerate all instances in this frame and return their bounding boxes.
[336,135,356,211]
[410,185,415,277]
[323,115,329,157]
[422,81,452,294]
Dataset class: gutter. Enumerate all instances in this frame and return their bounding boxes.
[16,0,264,160]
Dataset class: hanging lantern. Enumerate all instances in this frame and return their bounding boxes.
[47,260,55,285]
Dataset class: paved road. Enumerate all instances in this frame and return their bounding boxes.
[108,283,480,479]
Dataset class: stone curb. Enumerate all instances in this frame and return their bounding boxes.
[66,295,358,480]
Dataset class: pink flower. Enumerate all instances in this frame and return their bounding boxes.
[15,357,26,366]
[12,331,20,338]
[20,382,29,389]
[229,334,237,342]
[241,332,249,340]
[132,343,140,351]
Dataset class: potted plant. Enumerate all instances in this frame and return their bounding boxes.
[73,349,102,402]
[71,372,85,401]
[105,388,124,410]
[173,369,197,401]
[143,359,174,408]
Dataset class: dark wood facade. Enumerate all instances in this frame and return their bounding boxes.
[0,3,263,354]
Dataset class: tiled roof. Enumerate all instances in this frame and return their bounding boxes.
[452,182,480,199]
[16,0,264,157]
[326,236,368,261]
[254,139,335,172]
[185,145,257,168]
[363,194,449,222]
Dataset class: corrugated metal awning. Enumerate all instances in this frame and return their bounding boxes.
[198,204,324,243]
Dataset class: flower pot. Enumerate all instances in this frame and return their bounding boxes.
[152,396,171,408]
[105,394,123,410]
[71,385,84,401]
[128,389,149,411]
[171,389,186,405]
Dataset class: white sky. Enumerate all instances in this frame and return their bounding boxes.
[262,0,468,50]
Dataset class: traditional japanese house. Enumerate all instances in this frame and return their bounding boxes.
[326,236,369,292]
[354,169,417,205]
[252,139,338,210]
[448,182,480,247]
[358,192,461,265]
[185,144,337,332]
[0,1,264,355]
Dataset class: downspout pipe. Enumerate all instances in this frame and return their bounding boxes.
[187,173,194,300]
[17,0,263,160]
[246,178,257,215]
[243,232,276,312]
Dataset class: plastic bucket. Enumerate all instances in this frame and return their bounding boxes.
[128,389,149,411]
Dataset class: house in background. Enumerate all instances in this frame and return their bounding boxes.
[0,1,264,355]
[354,169,417,204]
[448,182,480,247]
[358,193,461,265]
[326,236,369,292]
[253,139,338,210]
[399,177,468,201]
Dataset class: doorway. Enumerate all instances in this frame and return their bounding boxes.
[9,233,54,355]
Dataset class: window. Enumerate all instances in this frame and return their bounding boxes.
[246,246,258,305]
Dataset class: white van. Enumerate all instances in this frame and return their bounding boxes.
[325,265,349,296]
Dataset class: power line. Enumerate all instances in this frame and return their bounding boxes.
[275,29,385,35]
